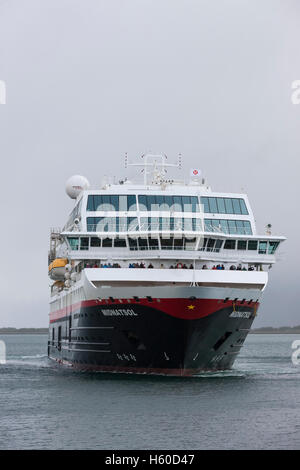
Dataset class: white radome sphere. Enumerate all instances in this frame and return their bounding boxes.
[66,175,90,199]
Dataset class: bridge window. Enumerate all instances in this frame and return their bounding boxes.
[149,237,159,250]
[102,238,112,247]
[237,240,247,250]
[67,237,79,250]
[128,238,138,250]
[268,241,279,254]
[199,237,207,250]
[138,237,149,250]
[80,238,89,250]
[90,237,101,247]
[207,238,216,252]
[215,239,223,252]
[174,238,184,249]
[160,236,173,250]
[114,238,127,247]
[259,241,267,254]
[248,240,258,251]
[224,240,236,250]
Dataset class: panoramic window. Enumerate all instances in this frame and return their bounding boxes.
[138,195,199,212]
[200,197,249,215]
[87,195,137,212]
[204,219,252,235]
[87,217,139,232]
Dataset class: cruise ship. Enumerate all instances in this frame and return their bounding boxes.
[48,154,285,376]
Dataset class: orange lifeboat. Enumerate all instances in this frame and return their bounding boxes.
[48,258,68,280]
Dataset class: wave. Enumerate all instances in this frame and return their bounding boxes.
[5,354,52,369]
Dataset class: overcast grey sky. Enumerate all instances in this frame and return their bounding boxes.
[0,0,299,327]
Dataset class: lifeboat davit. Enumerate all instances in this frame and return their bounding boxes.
[48,258,68,280]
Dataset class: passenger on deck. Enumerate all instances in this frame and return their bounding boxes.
[189,264,194,269]
[230,265,236,270]
[148,263,154,268]
[202,264,208,269]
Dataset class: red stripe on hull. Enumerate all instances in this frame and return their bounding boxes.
[49,298,259,322]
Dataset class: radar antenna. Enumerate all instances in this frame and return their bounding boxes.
[125,153,182,185]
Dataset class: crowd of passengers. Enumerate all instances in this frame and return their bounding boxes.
[83,262,257,271]
[208,264,254,271]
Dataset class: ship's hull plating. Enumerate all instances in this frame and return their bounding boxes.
[48,297,258,376]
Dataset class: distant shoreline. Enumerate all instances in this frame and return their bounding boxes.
[0,328,48,334]
[0,327,300,335]
[250,327,300,334]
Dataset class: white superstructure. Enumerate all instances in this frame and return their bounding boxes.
[48,154,285,374]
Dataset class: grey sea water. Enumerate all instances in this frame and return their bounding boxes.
[0,334,299,450]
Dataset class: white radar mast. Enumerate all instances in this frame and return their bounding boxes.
[125,153,182,185]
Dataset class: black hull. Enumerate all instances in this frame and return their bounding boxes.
[48,298,257,376]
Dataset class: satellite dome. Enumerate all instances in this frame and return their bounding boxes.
[65,175,90,199]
